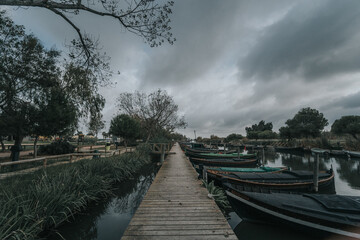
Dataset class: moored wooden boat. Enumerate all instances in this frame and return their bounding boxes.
[185,147,236,154]
[220,169,335,194]
[274,146,304,153]
[226,190,360,239]
[330,149,347,157]
[311,148,330,155]
[186,151,256,159]
[344,150,360,159]
[208,166,288,174]
[189,157,258,168]
[206,166,288,185]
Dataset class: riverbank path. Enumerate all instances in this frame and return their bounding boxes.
[122,142,236,240]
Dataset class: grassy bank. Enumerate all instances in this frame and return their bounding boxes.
[0,145,151,240]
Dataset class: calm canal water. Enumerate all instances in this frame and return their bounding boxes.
[44,163,159,240]
[227,150,360,240]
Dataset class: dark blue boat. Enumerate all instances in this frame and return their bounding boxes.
[226,189,360,239]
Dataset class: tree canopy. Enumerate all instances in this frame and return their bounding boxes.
[109,114,141,147]
[224,133,243,143]
[245,120,276,139]
[0,12,103,160]
[331,115,360,140]
[117,89,187,142]
[279,107,328,139]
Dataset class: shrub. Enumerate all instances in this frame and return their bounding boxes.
[38,140,75,155]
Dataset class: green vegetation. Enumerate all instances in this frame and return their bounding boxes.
[38,140,76,156]
[224,133,243,143]
[279,107,328,140]
[246,120,277,139]
[109,114,141,148]
[331,115,360,140]
[0,145,151,239]
[202,180,231,214]
[0,11,105,161]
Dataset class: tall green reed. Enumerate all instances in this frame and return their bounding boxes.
[0,145,151,240]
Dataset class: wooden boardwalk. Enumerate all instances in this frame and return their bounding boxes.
[122,143,236,240]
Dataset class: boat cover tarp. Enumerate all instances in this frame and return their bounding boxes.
[228,171,330,182]
[304,194,360,213]
[209,167,281,172]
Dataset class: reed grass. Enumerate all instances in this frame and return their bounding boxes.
[0,144,151,240]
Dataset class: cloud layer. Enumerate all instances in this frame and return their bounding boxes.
[4,0,360,137]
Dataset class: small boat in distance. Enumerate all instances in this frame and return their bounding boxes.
[274,146,304,153]
[186,151,256,159]
[344,150,360,159]
[221,169,335,194]
[311,148,330,155]
[189,157,258,167]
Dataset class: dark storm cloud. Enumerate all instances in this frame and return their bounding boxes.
[4,1,360,138]
[241,0,360,81]
[139,0,241,87]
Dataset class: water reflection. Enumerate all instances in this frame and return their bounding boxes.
[230,150,360,239]
[45,164,159,240]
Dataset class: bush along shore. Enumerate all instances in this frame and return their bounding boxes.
[0,144,152,240]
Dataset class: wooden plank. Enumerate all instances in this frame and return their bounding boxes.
[122,142,235,239]
[122,235,238,240]
[126,224,231,231]
[124,229,235,236]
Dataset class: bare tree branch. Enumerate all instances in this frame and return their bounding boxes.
[0,0,175,55]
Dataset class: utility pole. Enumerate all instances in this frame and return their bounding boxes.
[194,130,197,141]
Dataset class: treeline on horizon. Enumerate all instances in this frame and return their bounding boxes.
[195,107,360,145]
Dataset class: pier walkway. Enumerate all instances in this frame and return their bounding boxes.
[122,143,236,239]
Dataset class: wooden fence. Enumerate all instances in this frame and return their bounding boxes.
[0,149,123,172]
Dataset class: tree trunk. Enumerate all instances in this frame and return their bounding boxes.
[0,137,5,152]
[33,136,38,158]
[352,134,359,141]
[11,135,23,161]
[124,140,128,152]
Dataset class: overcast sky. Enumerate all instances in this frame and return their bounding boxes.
[3,0,360,138]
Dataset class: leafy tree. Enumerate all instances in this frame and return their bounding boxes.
[117,89,187,142]
[0,12,102,160]
[224,133,243,143]
[279,126,293,140]
[102,131,109,139]
[32,88,77,157]
[109,114,141,148]
[0,13,60,160]
[258,130,277,139]
[88,111,105,138]
[280,107,328,139]
[245,120,274,139]
[331,115,360,140]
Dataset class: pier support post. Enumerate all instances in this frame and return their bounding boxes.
[313,153,319,192]
[160,144,165,163]
[262,148,265,165]
[202,165,208,183]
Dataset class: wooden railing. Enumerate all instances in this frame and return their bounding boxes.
[150,142,175,162]
[0,149,123,172]
[150,142,174,154]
